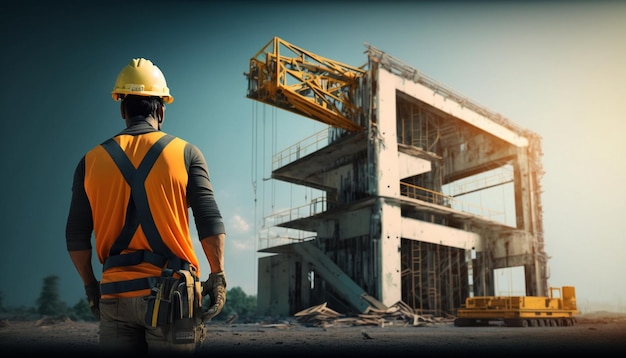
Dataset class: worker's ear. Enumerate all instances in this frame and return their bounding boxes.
[120,101,127,120]
[157,103,165,124]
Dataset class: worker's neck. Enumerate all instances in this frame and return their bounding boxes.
[126,115,159,130]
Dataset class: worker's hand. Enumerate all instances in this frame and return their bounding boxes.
[201,272,227,321]
[84,283,101,321]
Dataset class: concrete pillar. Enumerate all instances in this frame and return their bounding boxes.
[371,68,402,306]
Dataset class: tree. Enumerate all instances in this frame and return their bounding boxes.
[220,286,257,321]
[71,298,97,322]
[36,275,66,316]
[203,286,257,321]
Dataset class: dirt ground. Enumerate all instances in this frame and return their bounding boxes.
[1,311,625,357]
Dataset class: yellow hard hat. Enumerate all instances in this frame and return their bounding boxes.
[112,58,174,104]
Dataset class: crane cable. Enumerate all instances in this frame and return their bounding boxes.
[252,101,279,248]
[251,100,258,281]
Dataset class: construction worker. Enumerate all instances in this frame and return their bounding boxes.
[65,58,227,355]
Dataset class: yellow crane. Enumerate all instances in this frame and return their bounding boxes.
[245,36,367,132]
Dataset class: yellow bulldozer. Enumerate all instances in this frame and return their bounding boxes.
[454,286,579,327]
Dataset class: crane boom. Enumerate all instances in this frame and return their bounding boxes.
[245,36,367,132]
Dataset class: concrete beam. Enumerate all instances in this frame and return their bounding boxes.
[378,69,528,147]
[398,151,431,179]
[401,217,483,251]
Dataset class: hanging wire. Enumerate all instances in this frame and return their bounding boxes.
[271,106,277,214]
[251,102,258,204]
[251,100,259,284]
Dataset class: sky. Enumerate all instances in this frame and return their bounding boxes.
[1,0,624,312]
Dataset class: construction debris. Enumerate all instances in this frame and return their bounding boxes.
[361,330,373,339]
[34,315,71,326]
[294,301,454,328]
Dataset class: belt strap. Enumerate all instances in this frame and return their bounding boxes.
[103,251,190,271]
[100,276,158,295]
[103,250,167,271]
[178,270,195,319]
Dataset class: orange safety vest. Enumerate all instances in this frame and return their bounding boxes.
[84,131,200,298]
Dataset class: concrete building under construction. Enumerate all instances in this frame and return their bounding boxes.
[245,37,548,317]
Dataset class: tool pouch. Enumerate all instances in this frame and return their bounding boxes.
[170,270,197,344]
[145,268,199,344]
[145,269,178,328]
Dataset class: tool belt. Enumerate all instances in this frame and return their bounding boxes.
[145,268,202,344]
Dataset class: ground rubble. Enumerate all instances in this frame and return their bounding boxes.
[290,301,454,328]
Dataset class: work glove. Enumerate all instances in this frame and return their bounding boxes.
[201,272,227,321]
[85,282,101,321]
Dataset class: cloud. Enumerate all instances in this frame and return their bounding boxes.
[229,214,250,234]
[230,238,252,251]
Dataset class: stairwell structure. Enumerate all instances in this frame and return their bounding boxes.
[245,37,548,316]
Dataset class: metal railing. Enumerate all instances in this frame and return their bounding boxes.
[257,226,316,251]
[264,196,329,228]
[446,167,514,197]
[400,181,505,222]
[272,128,330,170]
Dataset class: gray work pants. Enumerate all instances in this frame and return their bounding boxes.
[99,296,205,356]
